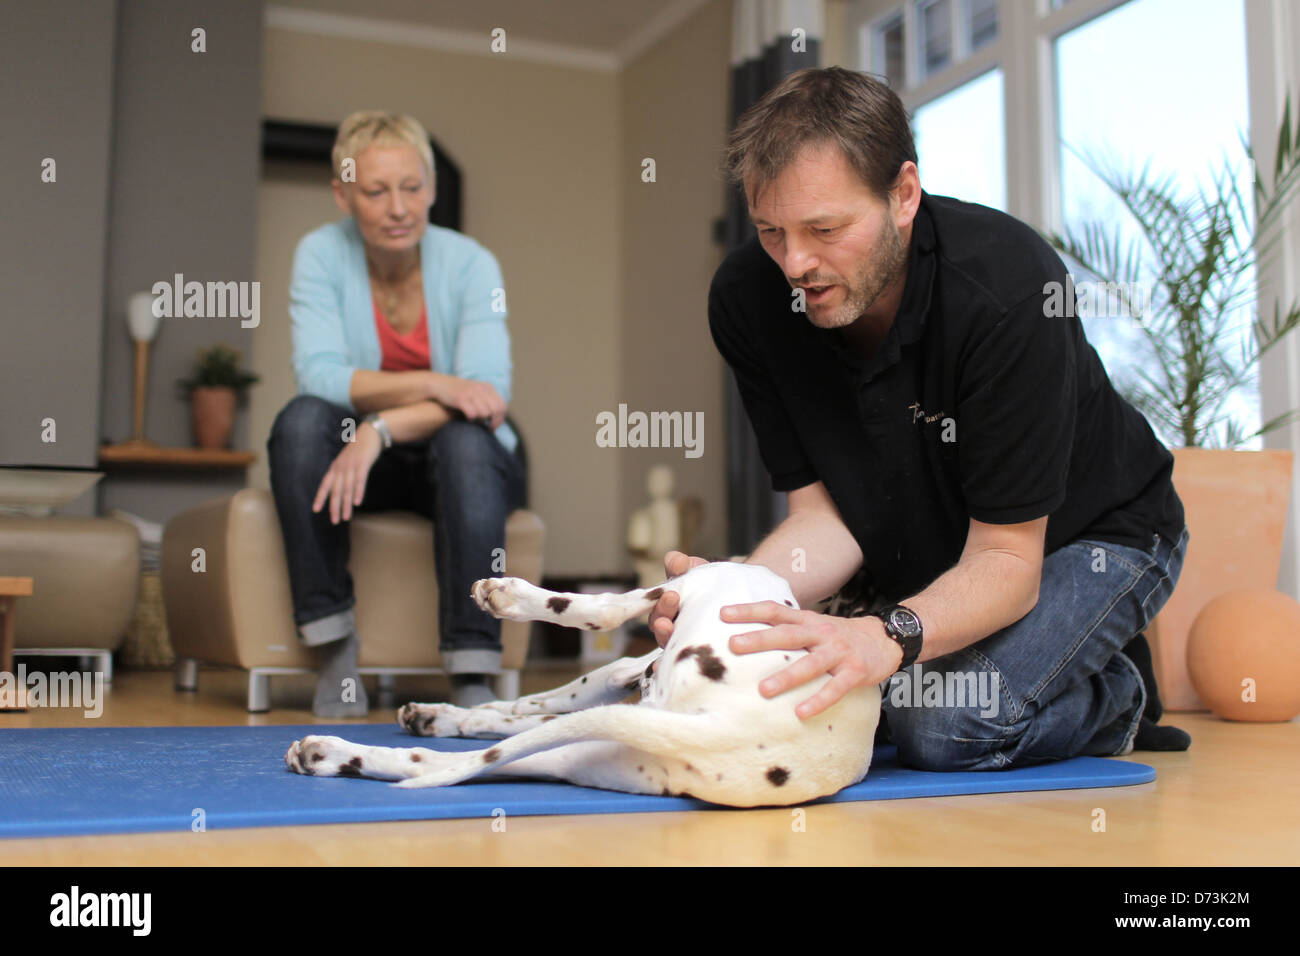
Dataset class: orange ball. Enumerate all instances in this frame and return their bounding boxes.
[1187,588,1300,721]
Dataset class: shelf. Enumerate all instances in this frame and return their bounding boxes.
[98,441,256,470]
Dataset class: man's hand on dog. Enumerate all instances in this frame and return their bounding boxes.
[724,604,902,719]
[648,550,708,645]
[649,551,902,719]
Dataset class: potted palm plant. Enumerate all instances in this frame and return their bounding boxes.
[177,344,259,449]
[1048,95,1300,710]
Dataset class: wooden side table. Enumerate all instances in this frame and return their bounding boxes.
[0,577,34,712]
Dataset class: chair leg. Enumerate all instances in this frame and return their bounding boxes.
[494,669,520,702]
[248,670,271,713]
[175,657,199,692]
[377,672,396,708]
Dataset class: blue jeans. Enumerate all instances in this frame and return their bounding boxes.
[881,526,1189,770]
[266,394,526,675]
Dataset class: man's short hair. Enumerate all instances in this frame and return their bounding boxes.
[723,67,917,205]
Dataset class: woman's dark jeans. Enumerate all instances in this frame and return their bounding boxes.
[266,394,526,675]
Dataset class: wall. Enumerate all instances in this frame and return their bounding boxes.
[617,0,732,563]
[98,0,265,520]
[0,0,117,474]
[253,22,624,575]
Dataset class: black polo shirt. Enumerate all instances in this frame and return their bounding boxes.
[708,191,1185,605]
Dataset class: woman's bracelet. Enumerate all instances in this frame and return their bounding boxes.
[363,413,394,449]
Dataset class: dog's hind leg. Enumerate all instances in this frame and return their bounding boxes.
[472,576,677,632]
[286,735,680,797]
[391,704,745,789]
[398,650,662,738]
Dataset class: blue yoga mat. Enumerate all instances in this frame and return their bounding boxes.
[0,724,1154,838]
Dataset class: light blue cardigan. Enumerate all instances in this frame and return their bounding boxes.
[288,217,517,453]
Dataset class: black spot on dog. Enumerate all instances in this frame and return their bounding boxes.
[675,645,727,682]
[661,787,672,796]
[643,661,656,679]
[547,596,571,614]
[339,756,364,777]
[645,588,664,601]
[540,715,557,722]
[828,725,833,732]
[757,743,765,750]
[637,765,644,772]
[581,676,588,683]
[783,599,793,607]
[766,767,790,787]
[311,751,325,763]
[411,753,422,762]
[570,692,576,699]
[483,748,501,764]
[585,622,598,629]
[685,762,695,773]
[784,655,791,661]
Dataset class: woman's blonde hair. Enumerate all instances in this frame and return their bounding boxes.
[331,111,435,184]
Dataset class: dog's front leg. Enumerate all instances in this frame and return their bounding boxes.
[285,736,460,782]
[399,651,662,738]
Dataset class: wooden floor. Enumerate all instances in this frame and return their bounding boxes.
[2,663,1297,866]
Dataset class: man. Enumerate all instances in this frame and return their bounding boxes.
[652,67,1190,770]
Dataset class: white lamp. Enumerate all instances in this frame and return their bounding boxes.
[124,291,162,446]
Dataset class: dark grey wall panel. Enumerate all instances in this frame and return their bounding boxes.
[99,0,264,520]
[0,0,118,468]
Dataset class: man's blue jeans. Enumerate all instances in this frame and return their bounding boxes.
[881,526,1189,770]
[266,394,526,676]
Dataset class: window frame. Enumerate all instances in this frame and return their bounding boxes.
[845,0,1300,598]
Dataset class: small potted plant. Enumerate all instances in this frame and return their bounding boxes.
[177,344,259,449]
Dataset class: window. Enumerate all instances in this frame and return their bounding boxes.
[874,12,905,88]
[1055,0,1254,445]
[917,0,953,81]
[912,69,1006,211]
[965,0,998,51]
[866,0,1000,92]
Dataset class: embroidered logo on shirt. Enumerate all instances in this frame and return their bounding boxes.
[908,402,946,425]
[909,402,958,443]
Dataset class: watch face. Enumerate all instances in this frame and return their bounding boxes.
[889,607,922,638]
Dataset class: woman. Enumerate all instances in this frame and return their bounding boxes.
[268,111,525,717]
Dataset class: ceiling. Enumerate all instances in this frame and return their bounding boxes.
[268,0,713,63]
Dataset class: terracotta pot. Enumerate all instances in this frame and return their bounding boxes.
[190,386,237,449]
[1147,448,1294,711]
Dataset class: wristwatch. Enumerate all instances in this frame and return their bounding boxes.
[363,413,393,449]
[873,604,923,672]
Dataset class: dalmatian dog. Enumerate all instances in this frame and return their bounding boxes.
[285,562,882,807]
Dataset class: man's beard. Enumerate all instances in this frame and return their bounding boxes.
[798,217,908,330]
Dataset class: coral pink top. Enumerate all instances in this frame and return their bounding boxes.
[373,299,432,372]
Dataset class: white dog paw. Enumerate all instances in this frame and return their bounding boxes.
[285,735,366,778]
[398,702,469,737]
[471,577,533,620]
